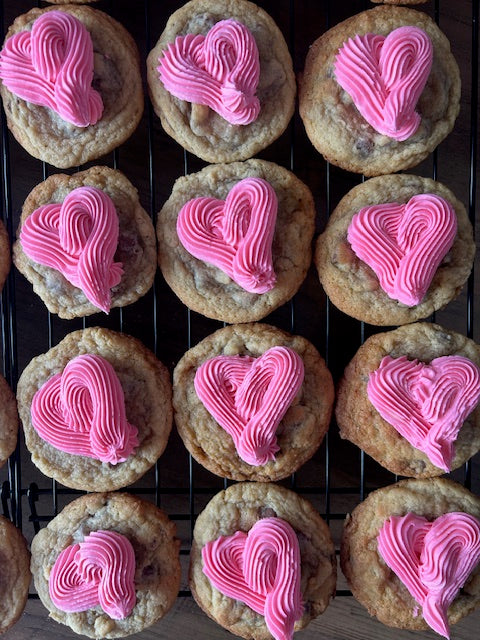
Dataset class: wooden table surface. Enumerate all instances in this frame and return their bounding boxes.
[0,0,479,639]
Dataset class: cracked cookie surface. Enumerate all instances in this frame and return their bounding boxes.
[47,0,98,3]
[371,0,427,4]
[17,327,172,491]
[0,516,30,634]
[158,159,315,323]
[173,322,334,481]
[0,373,18,469]
[191,482,336,640]
[315,174,474,325]
[31,492,180,639]
[336,322,480,477]
[341,478,480,631]
[0,6,143,168]
[147,0,295,163]
[13,167,157,319]
[0,219,9,293]
[299,6,460,176]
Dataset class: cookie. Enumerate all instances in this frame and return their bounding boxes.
[30,492,181,639]
[173,322,333,482]
[0,373,18,468]
[17,327,172,491]
[299,6,460,176]
[0,6,143,168]
[315,174,474,325]
[372,0,428,4]
[13,167,157,320]
[0,218,10,293]
[0,515,31,633]
[336,322,480,477]
[147,0,295,163]
[158,160,315,323]
[341,477,480,635]
[190,482,336,640]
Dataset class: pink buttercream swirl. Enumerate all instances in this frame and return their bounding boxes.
[367,355,480,471]
[158,19,260,125]
[202,517,303,640]
[31,353,138,464]
[49,530,136,619]
[177,177,277,294]
[334,26,432,140]
[20,186,123,313]
[194,346,304,466]
[0,11,103,127]
[377,512,480,638]
[347,194,457,306]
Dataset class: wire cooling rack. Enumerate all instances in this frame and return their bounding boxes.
[0,0,478,608]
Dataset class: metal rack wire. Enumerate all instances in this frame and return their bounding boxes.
[0,0,478,610]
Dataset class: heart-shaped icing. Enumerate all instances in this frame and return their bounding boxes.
[158,19,260,125]
[367,355,480,471]
[334,26,433,140]
[347,194,457,306]
[0,11,103,127]
[20,185,124,313]
[377,512,480,638]
[194,346,304,466]
[31,354,138,464]
[49,530,136,619]
[177,177,277,294]
[202,517,303,640]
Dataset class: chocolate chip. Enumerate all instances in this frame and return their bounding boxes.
[355,138,374,156]
[257,507,277,519]
[142,564,156,578]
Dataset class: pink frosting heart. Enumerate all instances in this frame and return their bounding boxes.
[377,512,480,638]
[49,530,136,620]
[194,346,304,466]
[177,177,277,294]
[0,11,103,127]
[31,354,138,464]
[367,355,480,471]
[158,19,260,125]
[347,194,457,306]
[202,518,303,640]
[334,26,433,140]
[20,185,124,313]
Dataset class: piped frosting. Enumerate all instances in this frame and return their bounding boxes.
[347,194,457,306]
[377,512,480,638]
[202,517,303,640]
[31,353,138,464]
[177,177,277,294]
[334,26,432,140]
[158,19,260,125]
[194,346,304,466]
[20,185,123,313]
[367,354,480,471]
[0,11,103,127]
[49,530,136,619]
